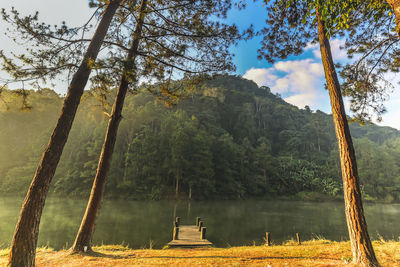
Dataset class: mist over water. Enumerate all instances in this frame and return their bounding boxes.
[0,197,399,250]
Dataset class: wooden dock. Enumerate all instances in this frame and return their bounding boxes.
[167,217,213,247]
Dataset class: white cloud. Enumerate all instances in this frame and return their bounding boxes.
[284,93,317,108]
[243,38,364,115]
[243,59,327,109]
[273,77,290,93]
[242,68,277,87]
[244,57,400,130]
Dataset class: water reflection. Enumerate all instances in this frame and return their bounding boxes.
[0,197,399,249]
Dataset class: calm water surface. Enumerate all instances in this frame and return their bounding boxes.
[0,197,399,249]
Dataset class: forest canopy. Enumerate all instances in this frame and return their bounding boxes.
[1,75,399,201]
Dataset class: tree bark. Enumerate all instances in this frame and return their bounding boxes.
[71,0,146,253]
[386,0,400,37]
[7,2,122,266]
[316,8,379,267]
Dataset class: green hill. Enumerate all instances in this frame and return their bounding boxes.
[1,75,400,201]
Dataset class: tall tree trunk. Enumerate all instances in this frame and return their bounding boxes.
[316,8,379,267]
[386,0,400,37]
[7,2,122,266]
[71,0,146,253]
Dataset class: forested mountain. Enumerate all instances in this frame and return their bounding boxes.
[1,75,400,201]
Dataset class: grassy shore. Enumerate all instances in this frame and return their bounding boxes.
[0,239,399,266]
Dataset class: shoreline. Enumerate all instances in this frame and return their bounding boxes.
[1,239,399,266]
[1,192,398,204]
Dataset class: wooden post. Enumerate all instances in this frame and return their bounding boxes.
[175,217,180,227]
[296,233,301,245]
[173,227,179,240]
[196,217,201,226]
[265,232,271,246]
[198,221,203,231]
[201,227,207,240]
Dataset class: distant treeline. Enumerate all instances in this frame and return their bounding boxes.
[1,76,400,201]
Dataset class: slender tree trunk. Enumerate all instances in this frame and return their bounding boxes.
[71,0,146,253]
[175,172,180,198]
[7,2,122,266]
[263,169,267,185]
[386,0,400,37]
[122,128,134,183]
[316,8,379,267]
[123,141,132,183]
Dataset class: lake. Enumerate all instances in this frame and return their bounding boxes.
[0,197,399,250]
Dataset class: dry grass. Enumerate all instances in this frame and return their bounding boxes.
[0,239,399,266]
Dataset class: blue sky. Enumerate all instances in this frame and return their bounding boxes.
[1,0,400,129]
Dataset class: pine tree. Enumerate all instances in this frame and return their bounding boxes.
[72,0,241,252]
[2,1,124,266]
[260,0,379,265]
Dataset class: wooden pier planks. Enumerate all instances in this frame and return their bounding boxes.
[167,225,212,247]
